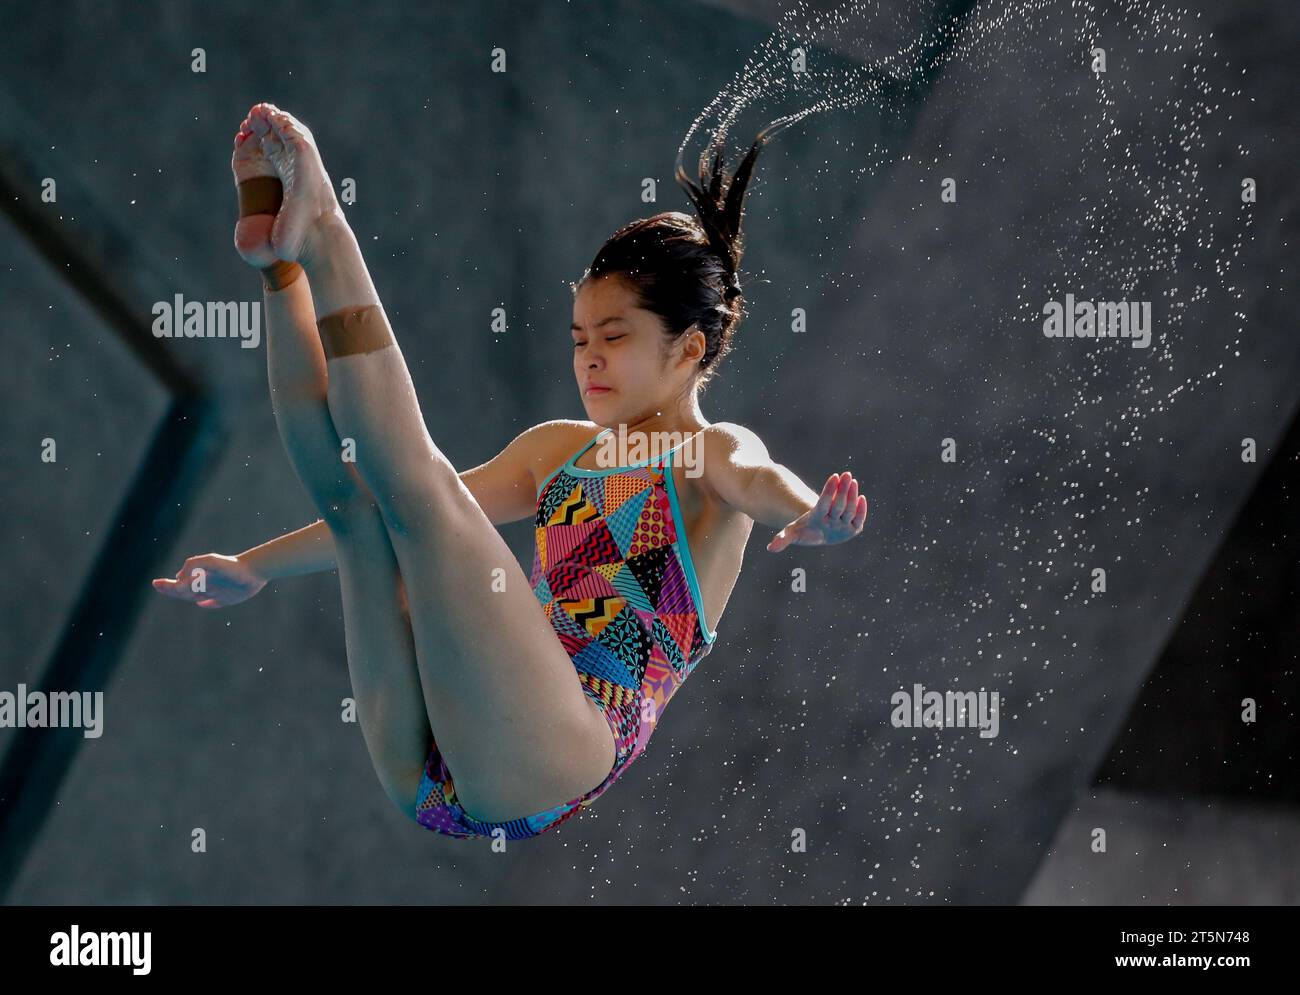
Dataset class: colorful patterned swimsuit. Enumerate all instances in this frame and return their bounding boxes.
[415,426,718,840]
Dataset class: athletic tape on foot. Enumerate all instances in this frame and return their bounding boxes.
[237,177,304,291]
[237,176,285,218]
[317,304,394,359]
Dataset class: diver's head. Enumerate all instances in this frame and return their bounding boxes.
[570,271,694,424]
[570,133,770,422]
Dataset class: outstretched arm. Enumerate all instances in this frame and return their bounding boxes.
[151,519,336,609]
[701,423,868,551]
[151,420,559,608]
[240,518,336,579]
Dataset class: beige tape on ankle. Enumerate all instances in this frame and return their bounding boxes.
[317,305,394,359]
[237,177,305,291]
[261,259,304,291]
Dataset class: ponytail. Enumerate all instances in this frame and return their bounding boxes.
[580,118,793,392]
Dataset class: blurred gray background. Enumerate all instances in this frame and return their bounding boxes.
[0,0,1295,904]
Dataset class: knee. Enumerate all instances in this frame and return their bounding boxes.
[319,491,384,535]
[292,454,372,534]
[369,464,466,540]
[371,489,430,541]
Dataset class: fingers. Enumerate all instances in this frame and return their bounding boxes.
[813,473,840,517]
[151,577,227,608]
[151,554,225,603]
[152,576,204,602]
[151,577,190,600]
[820,471,858,521]
[831,475,856,519]
[822,471,869,539]
[850,495,868,531]
[770,470,868,551]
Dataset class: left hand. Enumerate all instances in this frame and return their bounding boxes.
[152,552,268,609]
[767,471,868,552]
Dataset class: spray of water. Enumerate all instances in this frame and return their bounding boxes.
[674,0,1256,900]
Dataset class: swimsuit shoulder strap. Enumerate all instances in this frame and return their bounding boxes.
[568,426,613,466]
[661,431,701,467]
[537,427,611,499]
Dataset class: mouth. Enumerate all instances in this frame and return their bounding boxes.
[585,385,613,395]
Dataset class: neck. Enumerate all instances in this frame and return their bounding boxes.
[614,397,708,441]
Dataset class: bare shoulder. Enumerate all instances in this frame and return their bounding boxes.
[696,422,772,507]
[527,418,603,451]
[701,421,771,463]
[524,419,603,485]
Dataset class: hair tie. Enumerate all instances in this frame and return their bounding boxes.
[722,269,742,300]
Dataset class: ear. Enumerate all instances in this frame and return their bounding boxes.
[679,324,708,364]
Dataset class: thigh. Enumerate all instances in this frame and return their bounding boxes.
[385,499,617,824]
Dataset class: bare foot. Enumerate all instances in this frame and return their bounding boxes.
[231,102,341,268]
[231,110,278,269]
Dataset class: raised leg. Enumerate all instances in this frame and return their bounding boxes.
[328,345,617,822]
[252,105,616,823]
[263,276,433,818]
[235,108,432,818]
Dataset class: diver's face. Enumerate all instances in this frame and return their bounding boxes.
[571,275,672,424]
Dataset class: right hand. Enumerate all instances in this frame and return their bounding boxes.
[152,553,268,609]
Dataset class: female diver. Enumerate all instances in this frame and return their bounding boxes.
[152,103,868,840]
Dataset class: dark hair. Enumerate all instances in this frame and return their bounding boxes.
[574,123,784,394]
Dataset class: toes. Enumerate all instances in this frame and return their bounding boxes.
[269,109,313,146]
[260,127,284,155]
[269,111,299,141]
